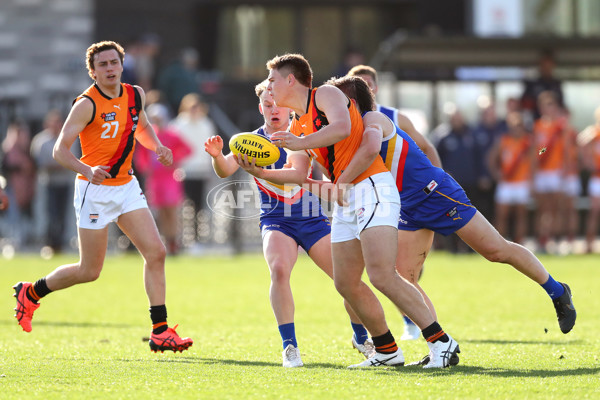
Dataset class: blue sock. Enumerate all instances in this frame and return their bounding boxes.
[351,322,369,345]
[541,275,565,300]
[403,315,416,326]
[278,323,297,349]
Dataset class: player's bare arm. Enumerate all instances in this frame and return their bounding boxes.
[236,150,310,186]
[133,86,173,167]
[486,139,502,182]
[53,97,111,184]
[336,111,390,186]
[271,85,351,150]
[396,112,442,168]
[204,135,239,178]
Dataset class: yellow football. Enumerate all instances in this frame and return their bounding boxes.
[228,132,280,167]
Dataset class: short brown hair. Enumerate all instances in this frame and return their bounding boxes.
[266,54,313,87]
[325,75,375,113]
[85,41,125,80]
[347,65,378,84]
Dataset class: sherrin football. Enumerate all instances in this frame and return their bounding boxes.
[228,132,280,167]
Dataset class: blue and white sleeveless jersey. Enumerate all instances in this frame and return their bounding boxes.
[252,126,327,219]
[377,104,398,127]
[374,113,447,210]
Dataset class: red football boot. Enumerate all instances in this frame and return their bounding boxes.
[149,324,193,353]
[13,282,40,332]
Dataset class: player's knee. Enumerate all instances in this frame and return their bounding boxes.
[480,244,507,263]
[269,263,291,284]
[145,243,167,266]
[334,276,355,298]
[365,269,389,293]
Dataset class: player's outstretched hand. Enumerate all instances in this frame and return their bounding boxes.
[204,135,224,158]
[271,131,303,151]
[156,145,173,166]
[88,165,112,185]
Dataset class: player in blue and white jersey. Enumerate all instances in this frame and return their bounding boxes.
[204,81,373,368]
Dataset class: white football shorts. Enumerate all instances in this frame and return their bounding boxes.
[495,181,531,205]
[331,172,400,243]
[74,176,148,229]
[562,174,581,197]
[533,170,562,193]
[588,177,600,198]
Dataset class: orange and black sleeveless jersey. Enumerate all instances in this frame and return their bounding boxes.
[499,134,531,183]
[74,83,142,186]
[290,87,388,184]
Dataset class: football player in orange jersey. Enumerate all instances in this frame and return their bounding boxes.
[267,54,459,368]
[12,41,192,353]
[580,105,600,253]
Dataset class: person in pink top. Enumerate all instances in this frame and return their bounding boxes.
[136,103,192,254]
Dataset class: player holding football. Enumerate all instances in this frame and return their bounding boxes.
[12,41,193,353]
[267,53,459,368]
[204,81,374,368]
[325,76,576,359]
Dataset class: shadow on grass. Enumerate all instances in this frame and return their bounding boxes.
[369,364,600,378]
[0,320,135,329]
[463,338,585,346]
[202,357,345,369]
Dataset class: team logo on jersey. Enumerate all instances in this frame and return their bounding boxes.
[129,107,138,121]
[89,213,99,224]
[101,112,116,122]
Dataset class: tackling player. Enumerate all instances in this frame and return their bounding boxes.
[12,41,193,353]
[347,64,441,340]
[326,76,576,363]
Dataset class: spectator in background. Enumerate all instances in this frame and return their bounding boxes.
[121,39,139,85]
[435,110,479,253]
[488,111,532,245]
[560,108,581,249]
[472,103,505,221]
[123,34,161,91]
[1,121,36,248]
[531,91,571,252]
[579,105,600,253]
[332,46,365,77]
[30,110,77,253]
[170,93,217,227]
[158,47,201,114]
[521,50,564,122]
[135,103,192,255]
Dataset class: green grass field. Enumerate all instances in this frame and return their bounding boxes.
[1,251,599,399]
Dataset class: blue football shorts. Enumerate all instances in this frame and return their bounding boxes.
[398,174,477,236]
[260,215,331,252]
